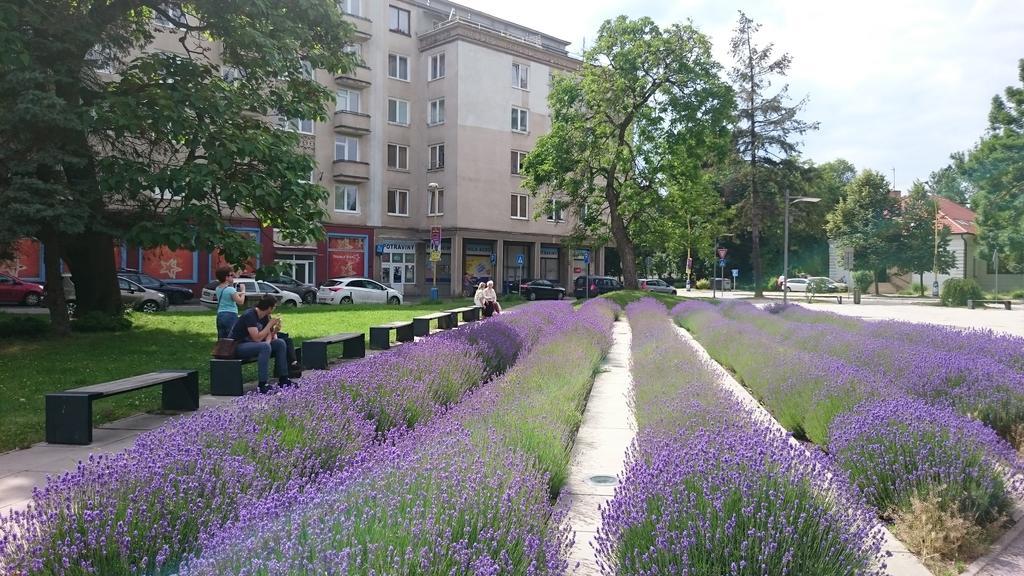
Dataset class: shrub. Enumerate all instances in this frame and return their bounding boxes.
[0,314,50,338]
[1012,289,1024,299]
[853,270,874,293]
[694,278,710,289]
[940,278,984,307]
[70,310,133,333]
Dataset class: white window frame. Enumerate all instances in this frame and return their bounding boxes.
[511,193,529,220]
[221,66,243,83]
[428,187,444,216]
[334,184,359,213]
[336,88,360,113]
[299,60,315,80]
[387,143,409,171]
[511,106,529,133]
[429,52,446,81]
[339,0,361,17]
[428,98,446,125]
[387,188,410,216]
[547,198,565,222]
[389,6,410,34]
[428,143,445,170]
[153,4,185,28]
[343,43,363,64]
[283,117,314,135]
[334,136,359,161]
[388,53,410,81]
[511,150,527,175]
[388,98,410,125]
[512,63,529,90]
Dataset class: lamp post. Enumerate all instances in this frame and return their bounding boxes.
[712,233,735,299]
[427,182,439,301]
[782,192,820,304]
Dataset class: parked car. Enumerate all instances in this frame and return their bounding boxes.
[518,279,566,301]
[807,276,849,292]
[117,269,195,304]
[317,277,403,305]
[266,275,317,304]
[639,278,677,295]
[0,272,45,306]
[199,277,302,309]
[782,277,810,292]
[60,274,169,314]
[573,275,624,298]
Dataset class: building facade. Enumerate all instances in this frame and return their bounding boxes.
[0,1,607,298]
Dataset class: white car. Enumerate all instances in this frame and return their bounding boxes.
[317,277,403,305]
[200,278,302,308]
[782,277,810,292]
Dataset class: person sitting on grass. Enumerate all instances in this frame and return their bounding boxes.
[229,295,294,393]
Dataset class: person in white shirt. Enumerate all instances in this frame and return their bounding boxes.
[483,280,501,315]
[473,282,486,308]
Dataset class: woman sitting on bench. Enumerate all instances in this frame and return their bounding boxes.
[229,296,295,393]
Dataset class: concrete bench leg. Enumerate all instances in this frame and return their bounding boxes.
[397,324,414,343]
[160,370,199,411]
[303,342,329,370]
[1005,302,1012,310]
[342,337,365,358]
[413,318,430,337]
[369,327,390,350]
[468,308,480,321]
[440,313,455,329]
[46,394,92,445]
[210,360,245,396]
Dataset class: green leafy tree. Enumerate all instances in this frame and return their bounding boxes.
[964,59,1024,271]
[0,1,355,333]
[825,170,902,295]
[928,152,973,206]
[521,16,734,289]
[728,11,818,297]
[897,182,956,294]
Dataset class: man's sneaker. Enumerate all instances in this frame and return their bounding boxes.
[257,381,270,394]
[288,362,303,379]
[277,377,296,388]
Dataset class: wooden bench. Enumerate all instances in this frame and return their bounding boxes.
[369,321,414,350]
[412,312,455,337]
[210,356,257,396]
[302,332,365,369]
[46,370,198,445]
[444,306,481,327]
[968,299,1012,310]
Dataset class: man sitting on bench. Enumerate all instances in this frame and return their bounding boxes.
[230,296,295,393]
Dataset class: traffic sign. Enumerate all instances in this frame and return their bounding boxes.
[375,243,385,255]
[731,268,739,278]
[717,247,728,259]
[719,258,726,267]
[515,254,525,266]
[583,250,590,264]
[489,253,496,264]
[429,250,441,262]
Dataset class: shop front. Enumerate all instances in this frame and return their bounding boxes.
[378,239,418,296]
[423,238,452,296]
[540,244,561,283]
[503,242,532,286]
[463,240,495,285]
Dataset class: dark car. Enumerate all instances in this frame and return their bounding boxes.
[573,275,623,298]
[518,279,566,301]
[265,275,317,304]
[118,269,194,304]
[0,272,45,306]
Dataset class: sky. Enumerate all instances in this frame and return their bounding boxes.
[462,0,1024,191]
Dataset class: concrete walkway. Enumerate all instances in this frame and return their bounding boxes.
[557,318,635,576]
[674,325,933,576]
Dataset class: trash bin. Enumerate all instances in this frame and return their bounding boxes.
[853,287,861,304]
[712,278,732,291]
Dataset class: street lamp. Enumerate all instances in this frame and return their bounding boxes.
[782,192,820,304]
[712,233,735,299]
[427,183,440,301]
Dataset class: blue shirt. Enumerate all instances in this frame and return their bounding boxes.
[228,308,268,343]
[216,285,239,314]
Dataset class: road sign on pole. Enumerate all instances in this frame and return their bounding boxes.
[717,247,728,259]
[515,254,525,266]
[430,226,442,252]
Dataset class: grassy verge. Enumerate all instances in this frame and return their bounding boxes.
[0,300,477,452]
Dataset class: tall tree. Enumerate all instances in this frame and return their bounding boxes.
[928,152,973,206]
[729,11,818,297]
[825,170,902,295]
[897,182,956,294]
[964,58,1024,272]
[0,1,355,333]
[521,16,734,289]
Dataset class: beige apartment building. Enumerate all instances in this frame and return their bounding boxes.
[1,1,608,297]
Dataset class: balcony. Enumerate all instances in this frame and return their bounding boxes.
[336,65,372,88]
[334,110,371,134]
[332,159,370,181]
[346,15,372,39]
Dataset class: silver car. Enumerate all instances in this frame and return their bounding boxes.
[61,274,169,314]
[639,278,677,294]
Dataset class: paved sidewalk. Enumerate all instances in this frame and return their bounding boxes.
[557,318,635,576]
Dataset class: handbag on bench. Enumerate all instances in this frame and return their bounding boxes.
[211,338,238,359]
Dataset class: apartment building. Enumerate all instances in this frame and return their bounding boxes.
[1,1,607,298]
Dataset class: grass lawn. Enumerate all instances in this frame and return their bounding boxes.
[0,298,484,452]
[601,289,687,308]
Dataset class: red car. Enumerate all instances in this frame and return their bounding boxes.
[0,272,45,306]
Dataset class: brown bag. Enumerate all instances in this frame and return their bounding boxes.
[211,338,238,359]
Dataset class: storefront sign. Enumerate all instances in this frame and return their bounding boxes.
[0,238,43,280]
[379,240,417,252]
[540,246,560,258]
[328,235,367,278]
[142,246,198,282]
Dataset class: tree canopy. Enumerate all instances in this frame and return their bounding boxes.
[521,15,734,289]
[825,170,901,294]
[896,182,956,294]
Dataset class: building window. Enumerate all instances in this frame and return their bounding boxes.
[511,107,528,133]
[429,52,446,80]
[282,118,314,134]
[339,0,361,17]
[511,193,528,219]
[388,53,409,81]
[387,189,410,216]
[429,187,444,216]
[388,98,409,125]
[387,143,409,170]
[343,42,363,64]
[429,143,445,170]
[334,185,359,213]
[336,88,360,112]
[87,45,117,73]
[511,150,527,175]
[388,6,410,34]
[428,98,446,125]
[221,66,243,83]
[547,199,565,222]
[512,63,529,90]
[153,4,185,28]
[334,136,359,161]
[382,248,416,285]
[299,60,315,80]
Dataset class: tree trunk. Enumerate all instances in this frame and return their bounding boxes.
[63,230,121,316]
[606,184,638,289]
[873,270,880,296]
[919,271,924,296]
[40,231,71,336]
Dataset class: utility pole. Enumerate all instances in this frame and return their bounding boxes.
[932,195,940,297]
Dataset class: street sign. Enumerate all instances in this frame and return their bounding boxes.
[719,258,726,267]
[430,226,442,251]
[429,250,441,262]
[515,254,525,266]
[686,257,693,271]
[731,268,739,278]
[583,250,590,264]
[717,247,728,259]
[375,243,385,255]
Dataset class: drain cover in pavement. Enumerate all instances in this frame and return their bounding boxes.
[587,474,619,487]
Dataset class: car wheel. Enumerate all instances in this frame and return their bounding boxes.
[388,296,401,305]
[341,296,353,304]
[283,300,297,308]
[557,292,564,300]
[23,292,41,306]
[528,291,537,301]
[140,300,161,313]
[302,291,316,304]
